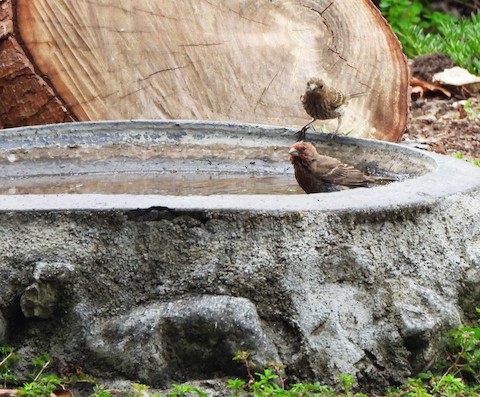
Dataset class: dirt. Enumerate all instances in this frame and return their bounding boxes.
[402,97,480,159]
[375,0,480,161]
[402,52,480,160]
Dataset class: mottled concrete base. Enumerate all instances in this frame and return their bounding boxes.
[0,121,479,392]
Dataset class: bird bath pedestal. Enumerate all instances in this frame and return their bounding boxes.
[0,121,479,392]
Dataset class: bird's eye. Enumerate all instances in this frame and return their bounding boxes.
[319,84,324,89]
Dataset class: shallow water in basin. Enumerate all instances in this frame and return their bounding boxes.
[0,137,407,196]
[1,172,303,195]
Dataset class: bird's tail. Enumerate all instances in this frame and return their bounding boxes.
[368,175,397,185]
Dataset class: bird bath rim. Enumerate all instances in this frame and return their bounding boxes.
[0,120,478,213]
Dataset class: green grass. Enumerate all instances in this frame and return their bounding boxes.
[452,151,480,167]
[463,98,480,119]
[2,310,480,396]
[379,0,480,75]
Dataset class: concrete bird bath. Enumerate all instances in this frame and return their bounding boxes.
[0,120,475,210]
[0,120,479,392]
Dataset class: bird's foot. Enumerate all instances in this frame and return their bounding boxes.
[295,125,310,141]
[328,129,340,140]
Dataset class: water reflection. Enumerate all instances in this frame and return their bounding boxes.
[1,172,303,195]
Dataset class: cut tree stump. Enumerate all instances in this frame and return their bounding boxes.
[1,0,409,141]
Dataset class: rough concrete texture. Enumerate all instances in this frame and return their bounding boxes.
[0,191,479,392]
[0,121,479,393]
[0,310,6,344]
[87,296,280,386]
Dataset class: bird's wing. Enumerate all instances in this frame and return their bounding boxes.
[326,87,346,108]
[293,161,341,193]
[310,156,370,187]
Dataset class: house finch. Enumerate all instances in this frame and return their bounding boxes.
[289,141,395,193]
[297,78,365,140]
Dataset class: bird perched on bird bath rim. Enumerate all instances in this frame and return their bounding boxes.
[298,78,366,140]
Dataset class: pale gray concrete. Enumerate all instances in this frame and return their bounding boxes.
[0,121,479,393]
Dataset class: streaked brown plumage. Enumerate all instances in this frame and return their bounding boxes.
[297,78,365,140]
[289,142,395,193]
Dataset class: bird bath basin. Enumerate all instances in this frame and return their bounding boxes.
[1,120,480,392]
[0,120,476,211]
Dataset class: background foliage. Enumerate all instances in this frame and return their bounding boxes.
[379,0,480,75]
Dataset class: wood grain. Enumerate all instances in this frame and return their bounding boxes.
[11,0,409,141]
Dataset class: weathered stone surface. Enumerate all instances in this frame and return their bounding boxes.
[32,261,76,282]
[18,262,75,319]
[87,295,279,385]
[0,310,6,343]
[20,282,59,319]
[0,122,478,393]
[0,192,478,391]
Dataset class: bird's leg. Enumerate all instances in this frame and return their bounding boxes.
[329,116,343,140]
[296,118,314,141]
[334,116,343,134]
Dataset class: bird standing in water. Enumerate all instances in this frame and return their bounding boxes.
[298,78,365,140]
[289,141,395,194]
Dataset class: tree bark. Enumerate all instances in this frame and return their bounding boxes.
[2,0,409,141]
[0,0,75,128]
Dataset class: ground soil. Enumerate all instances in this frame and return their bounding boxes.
[402,97,480,159]
[374,1,480,160]
[403,51,480,160]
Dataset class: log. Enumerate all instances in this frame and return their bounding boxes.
[2,0,409,141]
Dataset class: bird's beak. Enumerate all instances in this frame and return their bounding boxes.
[289,147,299,157]
[308,83,317,91]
